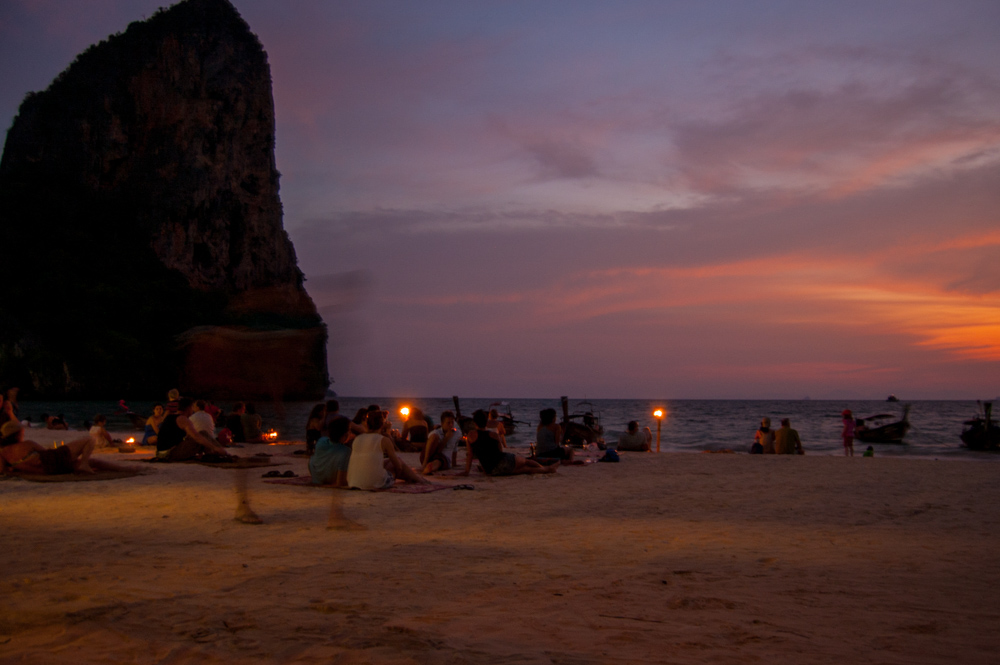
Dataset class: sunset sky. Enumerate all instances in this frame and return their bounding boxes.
[2,0,999,399]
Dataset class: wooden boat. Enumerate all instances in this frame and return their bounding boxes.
[855,405,910,443]
[961,402,1000,451]
[451,396,476,432]
[486,401,529,435]
[560,396,605,448]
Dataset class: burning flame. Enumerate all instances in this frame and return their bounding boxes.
[125,437,135,445]
[400,407,410,418]
[653,409,664,419]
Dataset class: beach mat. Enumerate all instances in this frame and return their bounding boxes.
[4,468,148,483]
[262,475,458,493]
[140,456,286,469]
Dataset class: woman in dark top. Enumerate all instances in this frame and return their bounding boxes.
[460,410,555,477]
[305,403,326,455]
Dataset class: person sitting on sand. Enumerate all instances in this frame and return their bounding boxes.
[225,402,248,443]
[399,407,430,453]
[347,409,428,489]
[0,420,128,475]
[156,398,232,461]
[309,417,354,486]
[617,420,651,451]
[166,388,181,414]
[89,414,115,448]
[753,417,776,454]
[0,395,15,428]
[486,409,508,448]
[534,408,574,463]
[462,410,555,477]
[774,418,804,455]
[863,445,874,457]
[242,403,265,443]
[142,404,166,447]
[421,410,463,475]
[305,403,327,455]
[189,400,216,437]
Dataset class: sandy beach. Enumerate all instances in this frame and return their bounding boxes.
[2,434,999,664]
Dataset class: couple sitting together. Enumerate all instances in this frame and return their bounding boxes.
[309,409,428,489]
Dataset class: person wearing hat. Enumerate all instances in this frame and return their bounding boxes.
[0,420,128,475]
[841,409,855,457]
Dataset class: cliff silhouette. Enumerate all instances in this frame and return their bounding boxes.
[0,0,329,400]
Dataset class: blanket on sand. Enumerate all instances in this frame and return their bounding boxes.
[140,456,286,469]
[262,475,461,493]
[1,468,148,483]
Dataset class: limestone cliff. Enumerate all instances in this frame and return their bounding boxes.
[0,0,328,399]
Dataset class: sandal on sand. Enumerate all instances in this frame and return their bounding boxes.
[282,470,297,478]
[262,470,281,478]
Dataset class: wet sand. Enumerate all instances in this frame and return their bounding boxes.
[1,435,999,664]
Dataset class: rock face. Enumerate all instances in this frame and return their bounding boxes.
[0,0,328,399]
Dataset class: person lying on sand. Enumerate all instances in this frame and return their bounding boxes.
[462,409,556,477]
[156,398,232,461]
[0,421,130,475]
[347,409,428,489]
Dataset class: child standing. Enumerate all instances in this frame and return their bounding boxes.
[841,409,855,457]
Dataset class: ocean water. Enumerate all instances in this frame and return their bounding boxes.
[16,397,997,461]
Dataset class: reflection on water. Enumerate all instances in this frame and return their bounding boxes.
[17,397,998,460]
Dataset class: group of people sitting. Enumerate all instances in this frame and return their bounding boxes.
[305,401,558,489]
[751,417,804,454]
[141,390,269,454]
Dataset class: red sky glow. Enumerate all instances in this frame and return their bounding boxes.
[2,0,998,398]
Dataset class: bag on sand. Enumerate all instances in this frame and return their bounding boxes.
[598,450,620,463]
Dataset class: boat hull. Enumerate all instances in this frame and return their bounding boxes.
[856,421,910,444]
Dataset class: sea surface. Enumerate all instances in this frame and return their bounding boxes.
[16,397,997,461]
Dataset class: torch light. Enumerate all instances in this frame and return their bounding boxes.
[400,406,410,419]
[653,409,664,453]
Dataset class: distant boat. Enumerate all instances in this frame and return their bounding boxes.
[886,394,900,402]
[961,402,1000,451]
[560,396,605,448]
[486,401,529,435]
[856,406,910,444]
